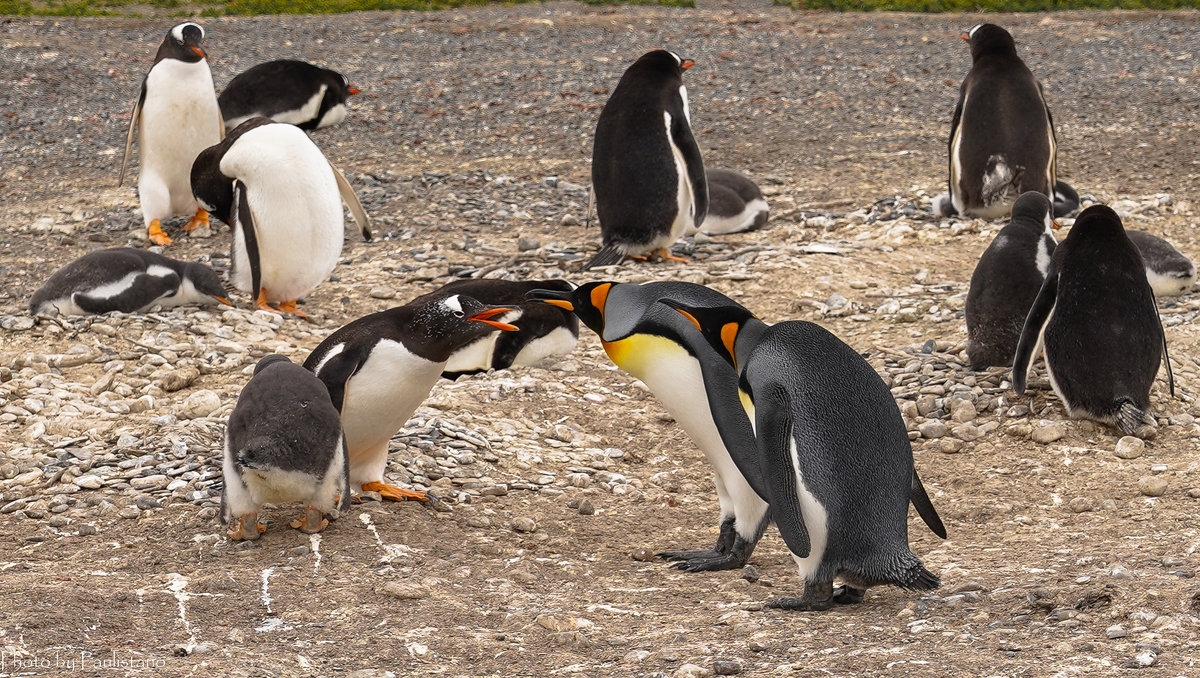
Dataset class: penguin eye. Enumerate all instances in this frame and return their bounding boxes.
[452,310,465,318]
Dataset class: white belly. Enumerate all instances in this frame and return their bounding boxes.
[139,59,221,218]
[338,340,444,458]
[665,110,696,242]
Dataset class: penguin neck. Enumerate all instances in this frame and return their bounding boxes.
[731,318,768,369]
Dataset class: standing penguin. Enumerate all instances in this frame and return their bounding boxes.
[935,24,1079,220]
[528,281,772,572]
[697,168,769,235]
[190,117,372,317]
[219,60,360,132]
[657,297,946,610]
[1013,205,1173,435]
[406,279,579,380]
[1126,230,1196,297]
[29,247,229,316]
[964,191,1057,370]
[222,354,350,540]
[586,50,708,269]
[303,294,518,501]
[120,22,224,246]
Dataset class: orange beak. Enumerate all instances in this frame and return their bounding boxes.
[469,307,518,331]
[960,32,970,42]
[681,58,695,70]
[1052,220,1061,230]
[191,46,207,59]
[213,296,233,306]
[540,299,574,311]
[347,86,361,95]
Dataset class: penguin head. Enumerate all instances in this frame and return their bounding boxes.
[633,50,694,77]
[179,262,232,307]
[1069,204,1127,240]
[408,294,519,361]
[658,299,755,370]
[160,22,207,63]
[330,69,361,97]
[1010,191,1057,234]
[253,353,294,376]
[963,24,1016,60]
[526,282,607,335]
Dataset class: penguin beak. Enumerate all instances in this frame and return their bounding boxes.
[213,295,233,306]
[468,308,518,332]
[525,288,575,311]
[191,46,207,59]
[348,86,361,95]
[680,58,695,70]
[1052,220,1061,230]
[960,31,970,42]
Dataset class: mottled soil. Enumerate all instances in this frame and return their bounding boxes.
[1,3,1200,677]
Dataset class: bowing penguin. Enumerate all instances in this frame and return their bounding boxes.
[1013,205,1174,435]
[120,22,224,246]
[190,117,372,317]
[965,192,1057,370]
[30,247,229,316]
[586,49,707,269]
[935,23,1078,220]
[657,297,946,610]
[406,279,579,380]
[1126,230,1196,297]
[528,281,771,572]
[697,168,769,235]
[222,354,350,540]
[303,294,517,501]
[219,60,360,132]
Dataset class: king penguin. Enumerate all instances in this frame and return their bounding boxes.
[219,60,360,132]
[697,168,769,235]
[935,23,1079,220]
[964,191,1057,370]
[406,279,579,380]
[528,281,773,572]
[119,22,224,246]
[1013,204,1174,435]
[222,354,351,540]
[586,49,708,269]
[29,247,229,316]
[190,117,372,317]
[1126,230,1196,297]
[656,296,946,610]
[303,293,518,501]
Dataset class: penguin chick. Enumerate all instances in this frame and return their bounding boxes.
[222,354,350,540]
[190,117,372,317]
[1013,205,1174,435]
[586,49,707,269]
[29,247,229,316]
[120,22,224,246]
[1126,230,1196,297]
[220,59,360,132]
[303,294,518,501]
[527,281,771,573]
[697,168,769,235]
[658,298,946,611]
[965,192,1056,370]
[406,279,579,380]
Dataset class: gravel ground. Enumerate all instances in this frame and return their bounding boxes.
[1,3,1200,677]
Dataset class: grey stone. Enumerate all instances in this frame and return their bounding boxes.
[919,421,946,439]
[180,390,222,419]
[577,498,595,515]
[1115,436,1145,459]
[1032,421,1067,444]
[1138,476,1167,497]
[512,517,537,533]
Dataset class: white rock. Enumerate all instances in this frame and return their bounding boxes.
[180,390,222,419]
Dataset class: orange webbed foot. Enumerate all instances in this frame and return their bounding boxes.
[656,248,689,264]
[182,208,209,232]
[361,481,429,502]
[276,300,309,319]
[148,220,173,246]
[228,513,267,540]
[290,506,329,534]
[254,289,280,314]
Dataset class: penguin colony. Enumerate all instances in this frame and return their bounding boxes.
[23,19,1193,612]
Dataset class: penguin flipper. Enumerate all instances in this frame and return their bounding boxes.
[119,79,147,187]
[756,385,810,558]
[909,470,947,539]
[73,271,181,314]
[312,349,363,412]
[1155,303,1176,398]
[329,161,372,242]
[1012,260,1059,395]
[1052,181,1080,218]
[231,180,263,305]
[946,92,964,201]
[670,106,708,226]
[583,243,624,270]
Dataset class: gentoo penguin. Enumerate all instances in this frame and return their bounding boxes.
[119,22,224,246]
[222,354,350,540]
[585,49,708,269]
[1126,230,1196,297]
[1013,205,1174,435]
[964,192,1057,370]
[190,117,372,317]
[29,247,229,316]
[219,60,360,132]
[697,168,769,235]
[657,297,946,610]
[303,294,517,501]
[528,281,771,572]
[934,23,1079,220]
[406,279,579,380]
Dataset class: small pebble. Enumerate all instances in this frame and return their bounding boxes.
[1067,497,1095,513]
[1031,421,1067,444]
[383,581,428,600]
[713,660,743,676]
[1115,436,1145,459]
[1138,476,1168,497]
[511,517,537,533]
[576,498,595,515]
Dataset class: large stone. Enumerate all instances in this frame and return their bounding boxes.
[1115,436,1145,459]
[1031,421,1067,444]
[180,390,222,419]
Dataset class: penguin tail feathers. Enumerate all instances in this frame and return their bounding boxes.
[1052,180,1080,218]
[1114,398,1147,436]
[897,560,941,592]
[237,437,289,470]
[583,244,624,270]
[910,471,947,539]
[980,155,1016,208]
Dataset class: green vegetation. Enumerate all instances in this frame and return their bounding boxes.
[777,0,1198,9]
[1,0,691,17]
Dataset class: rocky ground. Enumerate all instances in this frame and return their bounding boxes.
[1,3,1200,677]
